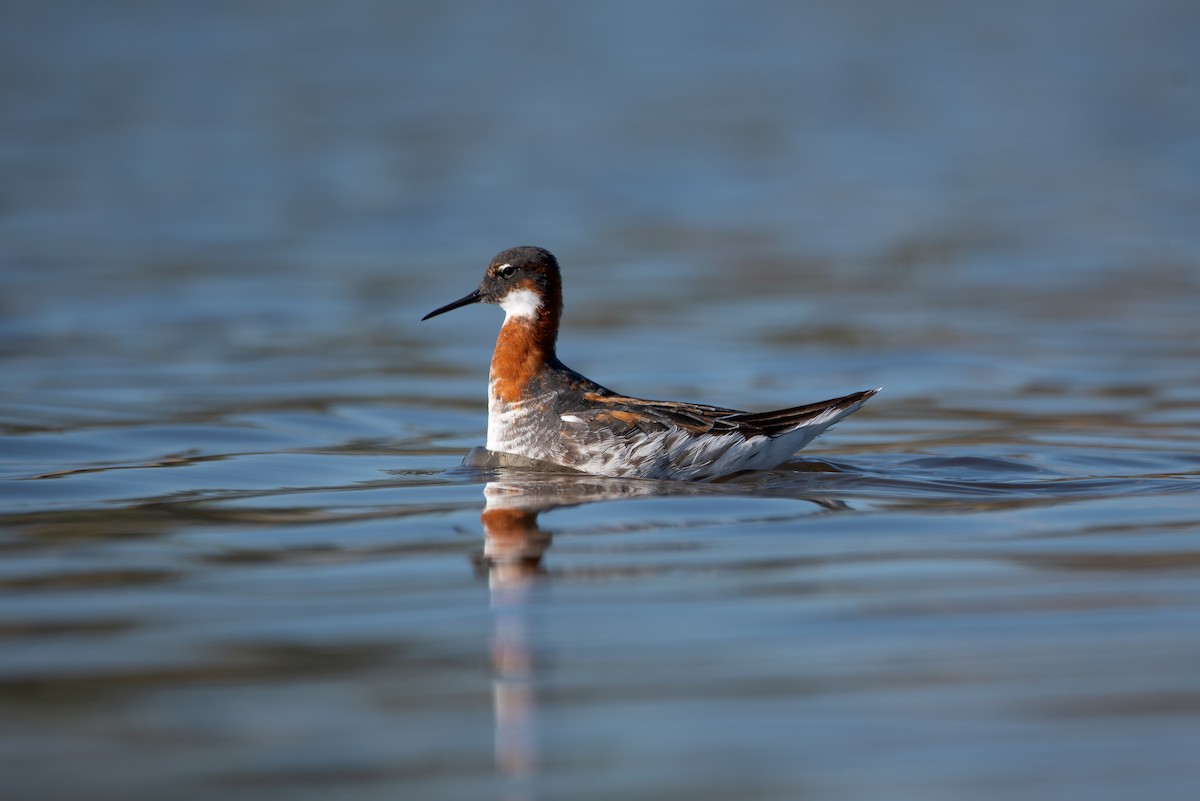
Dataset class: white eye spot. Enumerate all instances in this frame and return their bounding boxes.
[497,263,517,279]
[500,288,542,320]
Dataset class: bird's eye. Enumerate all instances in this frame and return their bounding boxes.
[498,264,517,279]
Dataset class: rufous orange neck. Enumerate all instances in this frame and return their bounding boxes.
[489,306,560,404]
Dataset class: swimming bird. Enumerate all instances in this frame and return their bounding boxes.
[422,246,878,480]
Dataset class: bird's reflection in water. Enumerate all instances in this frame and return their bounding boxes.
[479,489,547,785]
[477,468,685,788]
[467,447,853,791]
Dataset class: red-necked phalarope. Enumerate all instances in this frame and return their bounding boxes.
[423,246,878,480]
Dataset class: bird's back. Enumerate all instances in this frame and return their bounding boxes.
[489,362,877,480]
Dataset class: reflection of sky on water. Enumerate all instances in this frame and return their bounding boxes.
[4,2,1197,270]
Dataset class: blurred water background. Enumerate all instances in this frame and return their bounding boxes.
[3,2,1200,799]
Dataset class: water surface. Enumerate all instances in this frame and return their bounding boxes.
[3,2,1200,800]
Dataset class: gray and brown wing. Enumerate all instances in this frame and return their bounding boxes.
[570,392,745,436]
[568,388,878,439]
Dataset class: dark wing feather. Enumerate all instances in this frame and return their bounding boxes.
[727,389,880,436]
[571,388,878,439]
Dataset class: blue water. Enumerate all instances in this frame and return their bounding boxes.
[3,2,1200,800]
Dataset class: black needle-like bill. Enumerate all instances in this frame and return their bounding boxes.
[422,289,485,321]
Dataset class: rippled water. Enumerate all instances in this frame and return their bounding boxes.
[4,2,1200,800]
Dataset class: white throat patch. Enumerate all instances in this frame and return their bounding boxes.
[499,288,542,321]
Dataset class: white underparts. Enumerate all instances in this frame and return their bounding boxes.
[499,288,542,320]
